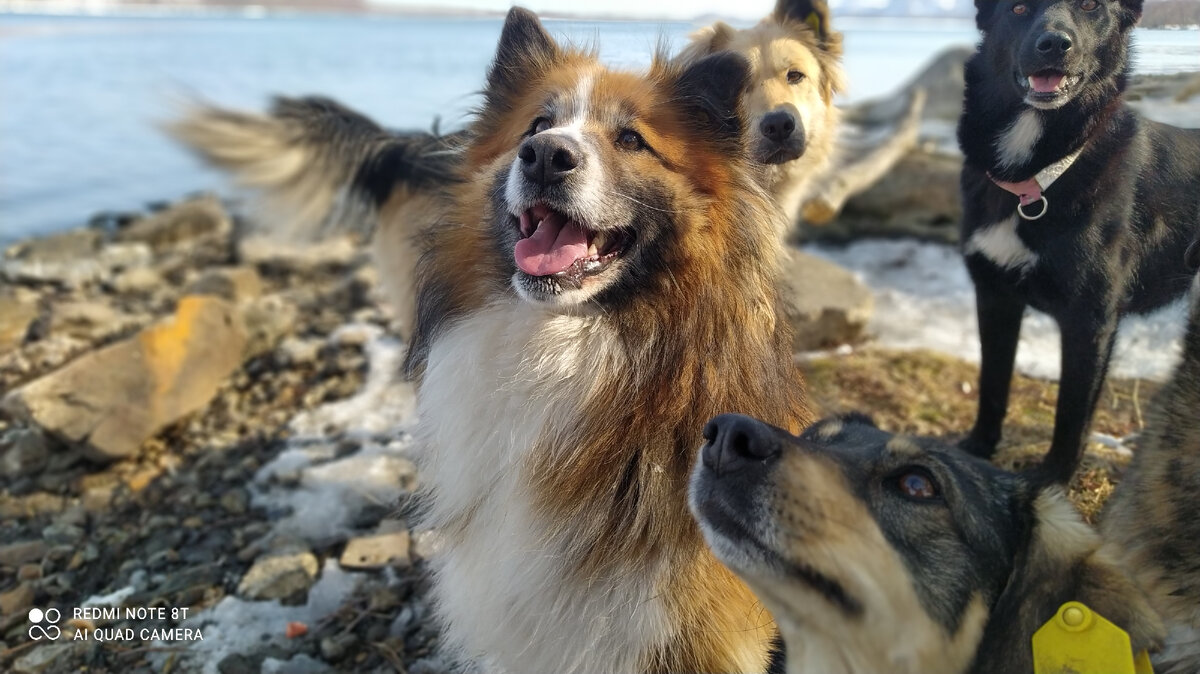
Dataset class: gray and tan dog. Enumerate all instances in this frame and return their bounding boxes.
[1102,241,1200,673]
[690,412,1164,674]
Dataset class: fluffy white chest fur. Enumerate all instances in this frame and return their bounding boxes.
[415,301,670,674]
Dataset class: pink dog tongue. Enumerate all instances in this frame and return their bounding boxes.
[1030,73,1065,93]
[514,211,589,276]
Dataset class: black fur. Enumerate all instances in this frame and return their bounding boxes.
[958,0,1200,483]
[269,95,462,211]
[774,0,834,43]
[484,7,559,115]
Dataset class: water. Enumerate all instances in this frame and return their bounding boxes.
[1,13,1197,243]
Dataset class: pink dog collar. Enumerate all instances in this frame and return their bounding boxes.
[989,147,1083,221]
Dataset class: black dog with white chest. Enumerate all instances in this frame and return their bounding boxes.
[957,0,1200,482]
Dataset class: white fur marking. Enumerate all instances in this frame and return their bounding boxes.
[995,110,1043,170]
[504,70,607,231]
[416,302,669,673]
[966,216,1039,272]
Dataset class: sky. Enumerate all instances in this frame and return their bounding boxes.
[372,0,773,21]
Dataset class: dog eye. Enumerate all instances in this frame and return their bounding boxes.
[616,129,645,152]
[1012,2,1028,14]
[895,468,941,501]
[529,118,551,135]
[787,70,806,85]
[1080,0,1098,10]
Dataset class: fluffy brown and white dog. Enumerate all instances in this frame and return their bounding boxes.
[677,0,844,233]
[397,7,813,673]
[691,413,1164,674]
[169,0,845,329]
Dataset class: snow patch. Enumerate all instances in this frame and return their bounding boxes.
[807,239,1187,381]
[163,560,365,674]
[252,323,418,546]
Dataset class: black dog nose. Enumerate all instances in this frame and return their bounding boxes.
[702,414,781,476]
[1036,31,1073,54]
[759,110,796,144]
[519,134,582,186]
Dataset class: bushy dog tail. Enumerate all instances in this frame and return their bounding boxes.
[168,95,461,238]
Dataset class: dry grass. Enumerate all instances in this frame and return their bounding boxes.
[799,347,1159,520]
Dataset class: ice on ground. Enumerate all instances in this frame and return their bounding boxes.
[158,560,366,674]
[807,239,1188,381]
[252,323,419,546]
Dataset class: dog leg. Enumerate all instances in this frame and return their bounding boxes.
[962,286,1026,459]
[1040,313,1118,483]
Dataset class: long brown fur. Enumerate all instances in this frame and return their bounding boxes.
[403,9,811,672]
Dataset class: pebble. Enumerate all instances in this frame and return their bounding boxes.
[220,487,250,515]
[0,540,47,567]
[339,530,411,570]
[319,633,358,663]
[236,548,320,601]
[0,581,35,615]
[41,522,83,545]
[0,427,51,476]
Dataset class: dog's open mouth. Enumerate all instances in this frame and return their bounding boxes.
[514,204,633,287]
[1020,69,1079,101]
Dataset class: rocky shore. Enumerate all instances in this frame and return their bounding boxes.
[1,51,1195,674]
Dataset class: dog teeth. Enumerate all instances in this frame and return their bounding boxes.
[592,232,608,252]
[588,242,599,257]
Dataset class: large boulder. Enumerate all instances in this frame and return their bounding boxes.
[783,250,874,351]
[1,295,246,461]
[116,195,231,252]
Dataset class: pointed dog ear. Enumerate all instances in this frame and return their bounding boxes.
[674,21,736,65]
[671,51,751,151]
[1119,0,1145,26]
[974,0,997,31]
[484,7,560,112]
[972,489,1164,674]
[774,0,833,43]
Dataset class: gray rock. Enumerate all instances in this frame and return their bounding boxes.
[1,239,153,287]
[263,655,332,674]
[815,151,963,245]
[12,643,80,674]
[1,296,247,461]
[220,487,250,515]
[41,522,84,545]
[0,581,34,615]
[48,301,137,341]
[238,235,359,270]
[0,540,47,567]
[241,294,299,359]
[237,548,320,601]
[186,266,263,303]
[0,427,52,477]
[111,266,163,295]
[0,293,39,353]
[339,527,411,570]
[783,250,874,351]
[4,229,100,265]
[116,195,231,252]
[319,633,358,663]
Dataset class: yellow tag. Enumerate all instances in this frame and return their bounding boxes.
[1032,602,1154,674]
[805,11,822,35]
